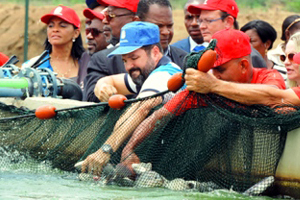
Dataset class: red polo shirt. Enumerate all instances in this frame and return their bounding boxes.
[165,68,286,115]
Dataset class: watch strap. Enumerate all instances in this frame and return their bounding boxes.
[100,144,114,155]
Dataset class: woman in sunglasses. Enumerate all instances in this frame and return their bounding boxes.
[282,32,300,89]
[268,15,300,71]
[23,6,85,83]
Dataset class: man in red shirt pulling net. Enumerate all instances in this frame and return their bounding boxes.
[118,28,286,178]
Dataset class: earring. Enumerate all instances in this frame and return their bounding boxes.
[72,38,75,42]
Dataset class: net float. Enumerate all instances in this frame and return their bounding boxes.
[197,49,217,72]
[167,72,184,92]
[167,49,217,93]
[35,104,56,119]
[108,94,127,109]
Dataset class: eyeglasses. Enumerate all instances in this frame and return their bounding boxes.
[85,28,104,37]
[198,17,223,25]
[106,12,134,22]
[280,53,295,62]
[198,14,230,25]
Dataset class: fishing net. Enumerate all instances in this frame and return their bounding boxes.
[0,42,299,196]
[0,91,299,193]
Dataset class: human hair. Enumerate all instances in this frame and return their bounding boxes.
[286,32,300,88]
[221,11,239,29]
[240,20,277,50]
[141,43,163,54]
[44,28,85,60]
[137,0,172,21]
[281,15,300,41]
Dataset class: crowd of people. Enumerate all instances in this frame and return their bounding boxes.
[2,0,300,179]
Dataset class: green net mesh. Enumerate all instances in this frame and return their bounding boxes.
[0,42,298,196]
[0,91,299,195]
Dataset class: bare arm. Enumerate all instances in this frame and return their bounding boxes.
[81,96,162,175]
[94,73,131,102]
[107,96,162,149]
[121,107,172,160]
[185,68,300,106]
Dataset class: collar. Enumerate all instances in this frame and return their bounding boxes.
[106,42,120,50]
[164,45,171,57]
[156,55,171,68]
[189,36,209,52]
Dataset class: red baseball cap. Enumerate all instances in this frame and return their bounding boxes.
[212,29,251,67]
[188,0,239,19]
[0,52,9,67]
[41,6,81,29]
[83,8,105,20]
[97,0,139,13]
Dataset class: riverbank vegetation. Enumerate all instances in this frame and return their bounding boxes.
[1,0,299,12]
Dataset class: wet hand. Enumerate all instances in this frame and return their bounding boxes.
[94,81,117,102]
[185,68,217,94]
[81,150,111,176]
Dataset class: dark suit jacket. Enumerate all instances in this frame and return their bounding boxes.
[171,37,190,53]
[83,46,125,102]
[168,45,187,69]
[83,45,187,102]
[77,51,91,89]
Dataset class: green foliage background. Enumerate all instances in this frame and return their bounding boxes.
[0,0,299,12]
[169,0,299,11]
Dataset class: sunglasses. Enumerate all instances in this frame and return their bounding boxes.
[280,53,295,62]
[85,28,104,37]
[105,12,133,22]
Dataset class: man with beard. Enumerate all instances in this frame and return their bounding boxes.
[80,21,183,176]
[78,7,109,90]
[172,0,208,53]
[83,0,188,102]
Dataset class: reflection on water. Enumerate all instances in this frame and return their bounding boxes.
[0,149,275,200]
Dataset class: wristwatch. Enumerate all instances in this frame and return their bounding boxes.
[100,144,114,155]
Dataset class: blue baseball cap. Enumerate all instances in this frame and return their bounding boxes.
[108,21,160,58]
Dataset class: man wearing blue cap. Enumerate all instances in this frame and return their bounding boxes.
[80,21,183,176]
[83,0,187,103]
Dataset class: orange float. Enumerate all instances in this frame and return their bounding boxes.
[108,94,127,109]
[167,72,184,92]
[197,49,217,72]
[167,49,217,92]
[35,105,56,119]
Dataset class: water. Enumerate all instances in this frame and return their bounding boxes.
[0,151,277,200]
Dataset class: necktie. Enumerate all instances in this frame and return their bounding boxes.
[192,45,205,52]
